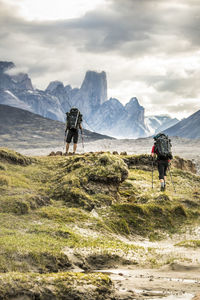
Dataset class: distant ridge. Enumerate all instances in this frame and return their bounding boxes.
[0,104,114,149]
[164,109,200,139]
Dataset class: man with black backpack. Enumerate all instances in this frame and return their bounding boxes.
[65,107,82,154]
[151,133,173,191]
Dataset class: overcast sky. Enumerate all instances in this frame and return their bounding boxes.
[0,0,200,119]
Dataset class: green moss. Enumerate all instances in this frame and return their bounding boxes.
[0,194,50,215]
[0,229,73,272]
[175,240,200,248]
[0,175,10,186]
[53,153,128,209]
[62,153,129,184]
[0,147,33,165]
[63,187,94,210]
[173,168,200,182]
[108,218,130,235]
[108,202,190,236]
[0,162,6,170]
[0,271,112,299]
[0,197,30,214]
[92,193,114,206]
[154,193,172,204]
[39,206,90,223]
[62,173,81,186]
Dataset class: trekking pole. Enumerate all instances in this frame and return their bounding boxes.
[63,130,67,152]
[168,164,176,193]
[81,128,84,152]
[151,157,154,189]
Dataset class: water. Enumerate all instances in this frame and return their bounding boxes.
[150,294,194,300]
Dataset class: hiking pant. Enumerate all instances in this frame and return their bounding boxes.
[66,129,79,144]
[157,160,168,180]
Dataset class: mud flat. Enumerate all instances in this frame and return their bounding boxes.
[94,266,200,299]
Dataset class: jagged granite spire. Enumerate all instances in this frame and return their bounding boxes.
[71,70,107,118]
[80,71,107,105]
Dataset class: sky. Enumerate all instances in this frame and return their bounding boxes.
[0,0,200,119]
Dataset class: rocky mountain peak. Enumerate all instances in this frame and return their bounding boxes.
[11,73,33,91]
[125,97,140,111]
[80,70,107,105]
[0,61,15,73]
[125,97,145,124]
[46,81,64,93]
[108,97,124,106]
[64,85,72,93]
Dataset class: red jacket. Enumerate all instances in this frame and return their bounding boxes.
[151,145,170,162]
[151,145,156,154]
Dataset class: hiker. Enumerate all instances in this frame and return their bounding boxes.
[65,107,82,154]
[151,133,173,191]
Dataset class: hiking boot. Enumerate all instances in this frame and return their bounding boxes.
[160,186,165,192]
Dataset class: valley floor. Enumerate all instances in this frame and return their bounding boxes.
[16,136,200,173]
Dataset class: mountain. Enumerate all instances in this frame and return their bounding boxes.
[0,105,114,149]
[0,62,65,121]
[87,97,148,138]
[0,60,184,138]
[71,70,107,118]
[164,109,200,139]
[145,115,179,135]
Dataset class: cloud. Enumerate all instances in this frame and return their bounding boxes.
[0,0,199,118]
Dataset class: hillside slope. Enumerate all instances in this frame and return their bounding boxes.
[0,148,200,299]
[164,109,200,139]
[0,104,114,149]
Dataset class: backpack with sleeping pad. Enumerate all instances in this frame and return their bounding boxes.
[154,133,173,160]
[66,108,82,130]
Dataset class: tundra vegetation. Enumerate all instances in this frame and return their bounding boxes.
[0,148,199,299]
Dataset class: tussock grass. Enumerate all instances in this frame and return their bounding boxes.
[0,147,33,165]
[175,240,200,248]
[0,271,112,299]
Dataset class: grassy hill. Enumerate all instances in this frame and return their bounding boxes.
[0,148,200,298]
[0,104,114,149]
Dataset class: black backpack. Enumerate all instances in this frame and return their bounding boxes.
[66,108,82,130]
[154,133,173,160]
